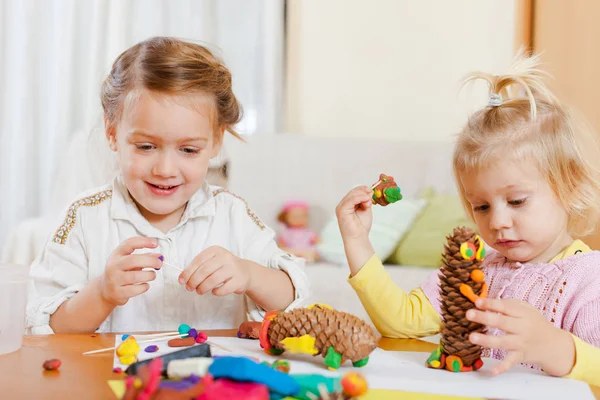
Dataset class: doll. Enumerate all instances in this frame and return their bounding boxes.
[277,200,319,262]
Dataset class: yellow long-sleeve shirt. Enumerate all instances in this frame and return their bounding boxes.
[347,240,600,387]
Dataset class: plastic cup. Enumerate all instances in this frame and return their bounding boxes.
[0,264,30,355]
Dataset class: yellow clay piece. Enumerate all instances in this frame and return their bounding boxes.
[280,334,319,355]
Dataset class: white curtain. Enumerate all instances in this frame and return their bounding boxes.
[0,0,284,249]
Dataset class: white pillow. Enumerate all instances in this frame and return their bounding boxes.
[316,198,427,266]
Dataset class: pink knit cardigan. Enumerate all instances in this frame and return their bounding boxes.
[421,250,600,366]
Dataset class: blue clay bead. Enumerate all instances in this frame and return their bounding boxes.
[121,334,131,341]
[187,328,198,339]
[178,324,191,335]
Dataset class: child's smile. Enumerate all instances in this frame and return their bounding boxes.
[145,182,181,197]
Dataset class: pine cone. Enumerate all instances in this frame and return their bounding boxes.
[267,305,377,364]
[439,226,486,367]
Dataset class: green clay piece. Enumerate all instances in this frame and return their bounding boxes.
[352,357,369,367]
[324,346,342,369]
[426,345,442,366]
[178,323,191,335]
[268,347,285,355]
[383,186,402,203]
[290,374,341,400]
[450,359,461,372]
[479,247,486,259]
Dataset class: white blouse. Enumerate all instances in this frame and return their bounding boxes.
[26,176,310,334]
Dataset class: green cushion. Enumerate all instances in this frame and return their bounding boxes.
[387,188,477,267]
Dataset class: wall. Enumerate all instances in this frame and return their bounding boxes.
[532,0,600,249]
[285,0,516,141]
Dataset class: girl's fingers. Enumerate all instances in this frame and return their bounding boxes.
[115,237,158,256]
[488,351,522,376]
[121,282,150,298]
[466,308,521,334]
[184,258,223,291]
[211,277,238,297]
[179,252,218,285]
[122,270,157,285]
[194,266,230,295]
[475,298,527,318]
[120,254,162,271]
[469,332,523,351]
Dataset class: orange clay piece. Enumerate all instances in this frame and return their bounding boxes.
[470,269,485,282]
[460,282,489,303]
[341,372,368,397]
[445,355,464,372]
[480,282,488,299]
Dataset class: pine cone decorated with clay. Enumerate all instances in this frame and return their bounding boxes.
[259,304,378,370]
[371,174,402,206]
[426,226,488,372]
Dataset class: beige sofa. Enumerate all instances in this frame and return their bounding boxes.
[225,133,455,327]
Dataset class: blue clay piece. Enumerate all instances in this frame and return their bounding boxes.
[187,328,198,339]
[144,345,159,353]
[208,356,299,397]
[178,323,191,335]
[121,334,131,341]
[291,374,341,400]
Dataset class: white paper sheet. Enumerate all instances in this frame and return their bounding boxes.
[112,336,594,400]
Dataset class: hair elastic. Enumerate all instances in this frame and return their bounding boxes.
[488,93,502,107]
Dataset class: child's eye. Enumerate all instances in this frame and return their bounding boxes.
[473,204,489,213]
[181,147,200,155]
[135,144,155,151]
[509,198,527,207]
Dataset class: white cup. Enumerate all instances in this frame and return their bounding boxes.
[0,264,30,355]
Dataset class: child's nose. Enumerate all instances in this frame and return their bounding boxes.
[153,151,177,177]
[489,210,512,231]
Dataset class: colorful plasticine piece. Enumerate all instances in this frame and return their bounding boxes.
[168,337,196,348]
[208,356,300,398]
[117,336,141,365]
[259,304,377,370]
[341,372,368,397]
[371,174,402,206]
[43,359,61,371]
[426,227,487,372]
[238,321,262,339]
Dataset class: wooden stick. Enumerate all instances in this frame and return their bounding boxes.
[370,180,381,190]
[140,331,180,338]
[161,261,183,272]
[82,332,184,355]
[82,333,232,355]
[206,340,232,353]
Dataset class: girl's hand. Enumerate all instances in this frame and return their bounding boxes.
[101,237,161,306]
[179,246,253,296]
[467,298,575,377]
[335,186,373,242]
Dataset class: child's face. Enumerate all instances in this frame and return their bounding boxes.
[459,159,572,264]
[106,90,221,224]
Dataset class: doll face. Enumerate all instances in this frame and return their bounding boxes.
[285,207,309,228]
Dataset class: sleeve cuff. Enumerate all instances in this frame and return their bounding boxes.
[347,253,385,291]
[26,284,84,335]
[564,334,600,385]
[246,252,311,321]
